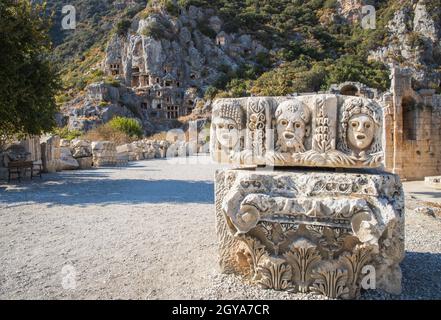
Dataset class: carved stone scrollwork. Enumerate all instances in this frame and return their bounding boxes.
[215,169,404,299]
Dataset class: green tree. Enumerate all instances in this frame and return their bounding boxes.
[0,0,60,143]
[250,61,327,96]
[325,55,390,91]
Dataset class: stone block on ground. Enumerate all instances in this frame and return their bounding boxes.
[92,141,117,167]
[215,168,405,299]
[76,157,93,170]
[71,139,92,159]
[424,176,441,189]
[40,135,61,173]
[59,147,79,170]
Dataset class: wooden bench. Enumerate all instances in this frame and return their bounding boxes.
[7,161,42,183]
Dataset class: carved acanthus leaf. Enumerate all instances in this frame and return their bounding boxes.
[310,267,350,299]
[283,239,322,293]
[240,235,268,278]
[258,259,292,291]
[339,244,373,297]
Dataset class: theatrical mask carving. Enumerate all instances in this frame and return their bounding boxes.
[214,103,242,149]
[347,114,375,151]
[210,100,246,163]
[339,98,383,165]
[214,117,240,149]
[275,100,311,153]
[210,95,384,168]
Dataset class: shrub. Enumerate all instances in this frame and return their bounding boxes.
[406,32,426,48]
[146,131,168,141]
[141,21,166,40]
[197,21,217,39]
[162,0,180,16]
[204,86,219,100]
[82,124,133,145]
[115,19,131,36]
[104,77,120,87]
[53,127,82,141]
[325,55,390,91]
[250,61,327,96]
[98,101,109,107]
[108,117,143,138]
[225,79,251,97]
[55,94,72,106]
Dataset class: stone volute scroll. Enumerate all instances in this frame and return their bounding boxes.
[212,93,404,299]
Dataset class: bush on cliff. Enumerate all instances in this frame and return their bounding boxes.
[108,117,143,138]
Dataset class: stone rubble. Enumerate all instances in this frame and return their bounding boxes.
[59,147,79,170]
[70,139,93,170]
[0,134,199,181]
[92,141,118,167]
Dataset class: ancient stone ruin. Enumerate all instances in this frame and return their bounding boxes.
[212,95,405,299]
[210,95,384,168]
[71,139,93,170]
[92,141,118,167]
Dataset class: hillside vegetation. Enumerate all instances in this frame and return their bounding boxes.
[49,0,440,100]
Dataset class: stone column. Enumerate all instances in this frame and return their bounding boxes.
[40,135,61,173]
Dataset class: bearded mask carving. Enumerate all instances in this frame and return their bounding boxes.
[275,100,311,153]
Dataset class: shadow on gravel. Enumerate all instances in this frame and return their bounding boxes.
[411,191,441,198]
[401,251,441,299]
[0,177,214,206]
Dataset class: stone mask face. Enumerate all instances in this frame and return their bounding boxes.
[276,110,308,152]
[215,118,240,149]
[347,114,375,151]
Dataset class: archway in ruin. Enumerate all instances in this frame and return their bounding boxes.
[402,96,417,141]
[340,84,359,96]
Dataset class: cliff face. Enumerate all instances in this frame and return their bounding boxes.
[62,3,267,132]
[58,0,440,134]
[103,4,267,109]
[370,1,440,89]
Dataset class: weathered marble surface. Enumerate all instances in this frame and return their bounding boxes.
[92,141,117,167]
[215,169,404,298]
[210,95,384,169]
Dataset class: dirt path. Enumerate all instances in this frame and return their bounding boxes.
[0,157,440,299]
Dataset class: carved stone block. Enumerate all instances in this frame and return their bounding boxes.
[210,95,384,168]
[215,169,404,299]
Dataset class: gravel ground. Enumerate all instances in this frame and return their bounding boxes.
[0,156,440,300]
